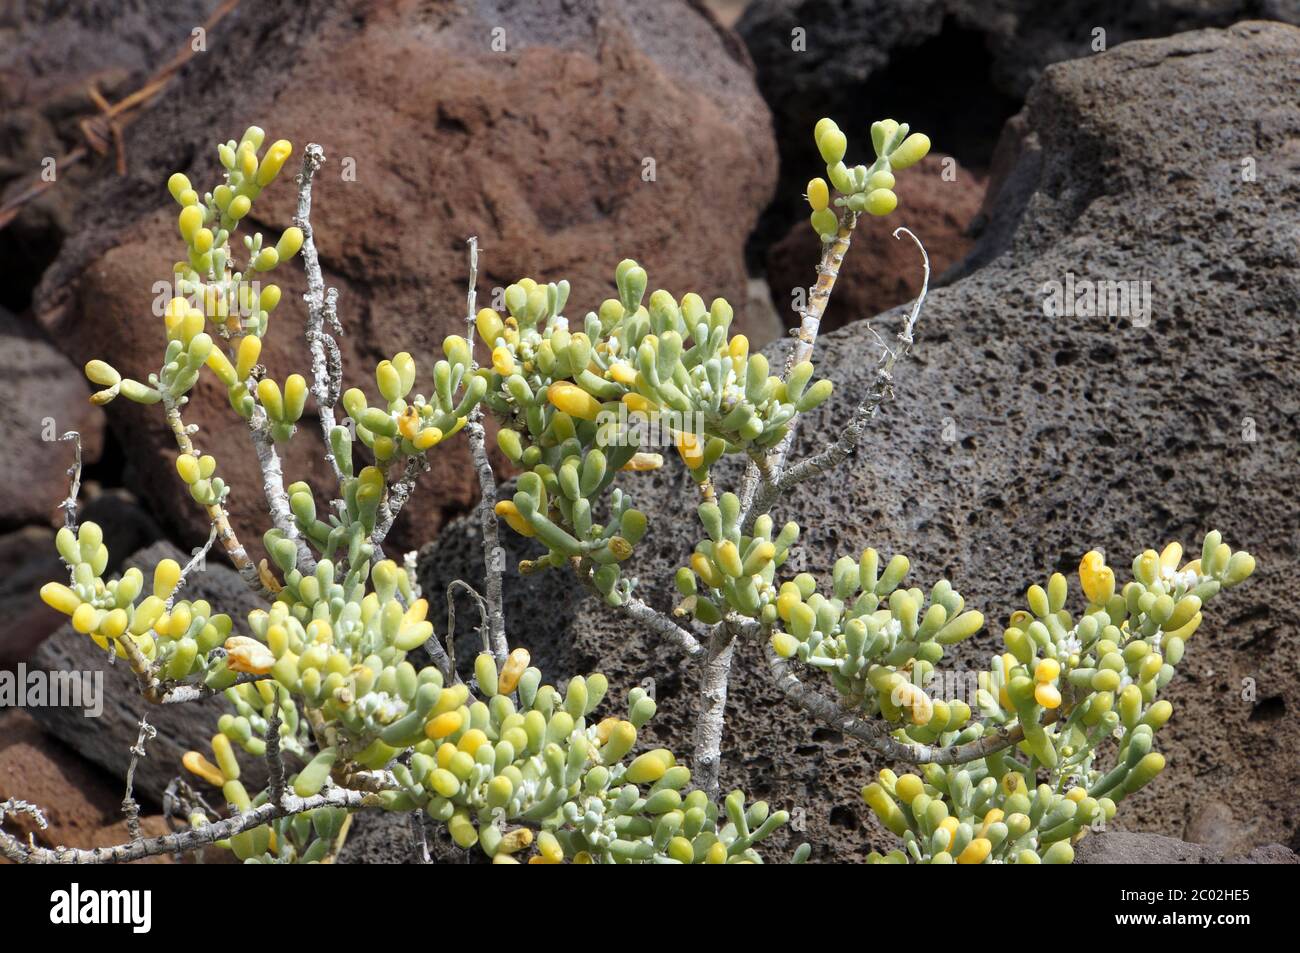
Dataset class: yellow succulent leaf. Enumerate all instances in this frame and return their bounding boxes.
[547,382,601,421]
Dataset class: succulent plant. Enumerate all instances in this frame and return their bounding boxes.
[815,537,1249,863]
[10,116,1255,867]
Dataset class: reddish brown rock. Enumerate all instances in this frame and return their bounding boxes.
[0,710,174,863]
[33,0,775,564]
[765,155,985,334]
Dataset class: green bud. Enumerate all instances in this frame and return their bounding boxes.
[810,208,838,237]
[475,652,499,697]
[876,554,909,595]
[630,695,657,729]
[293,748,337,798]
[817,128,848,165]
[564,676,588,720]
[935,610,984,645]
[795,378,833,412]
[675,567,697,596]
[1224,551,1255,587]
[1122,752,1165,796]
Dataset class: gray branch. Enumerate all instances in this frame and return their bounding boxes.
[248,404,316,572]
[154,672,269,705]
[462,236,509,661]
[265,705,285,807]
[692,624,736,799]
[372,455,427,548]
[1,787,381,864]
[763,641,1036,766]
[703,214,868,796]
[295,142,346,490]
[410,810,431,864]
[738,208,858,524]
[160,392,271,599]
[113,629,269,706]
[623,593,703,656]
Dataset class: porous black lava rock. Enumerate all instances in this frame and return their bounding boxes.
[737,0,1300,265]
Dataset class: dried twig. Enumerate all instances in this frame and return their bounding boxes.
[57,431,83,530]
[165,523,219,608]
[0,798,48,856]
[0,0,242,231]
[121,717,157,842]
[445,579,489,678]
[776,227,931,495]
